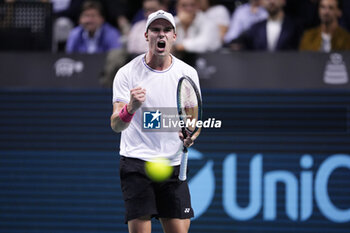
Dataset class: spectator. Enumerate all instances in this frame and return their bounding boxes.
[128,0,175,25]
[66,0,122,54]
[51,0,84,52]
[197,0,231,42]
[224,0,268,44]
[284,0,320,30]
[341,0,350,31]
[99,0,131,42]
[299,0,350,52]
[49,0,85,25]
[174,0,221,53]
[1,0,48,2]
[127,0,163,55]
[234,0,301,51]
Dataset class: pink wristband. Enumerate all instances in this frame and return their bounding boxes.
[119,104,135,123]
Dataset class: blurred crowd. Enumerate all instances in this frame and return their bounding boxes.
[0,0,349,85]
[1,0,349,53]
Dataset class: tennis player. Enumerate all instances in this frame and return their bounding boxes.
[110,10,201,233]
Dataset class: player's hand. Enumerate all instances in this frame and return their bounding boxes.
[128,87,146,114]
[178,130,194,148]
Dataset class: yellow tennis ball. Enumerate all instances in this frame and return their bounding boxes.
[145,158,173,182]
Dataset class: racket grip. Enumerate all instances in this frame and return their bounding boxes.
[178,148,188,181]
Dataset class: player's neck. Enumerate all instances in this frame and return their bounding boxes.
[145,52,172,71]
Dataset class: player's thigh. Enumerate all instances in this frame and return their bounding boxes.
[128,215,152,233]
[120,157,158,222]
[160,218,190,233]
[155,166,194,219]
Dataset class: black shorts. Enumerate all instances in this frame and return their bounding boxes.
[119,156,194,223]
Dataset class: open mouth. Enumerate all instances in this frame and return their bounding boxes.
[157,41,166,49]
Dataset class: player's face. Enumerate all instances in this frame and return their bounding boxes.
[79,8,104,33]
[145,19,176,56]
[319,0,341,25]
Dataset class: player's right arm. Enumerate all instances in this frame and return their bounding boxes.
[110,87,146,133]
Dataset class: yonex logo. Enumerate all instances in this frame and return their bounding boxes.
[143,110,162,129]
[184,208,191,213]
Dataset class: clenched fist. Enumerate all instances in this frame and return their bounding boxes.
[127,87,146,114]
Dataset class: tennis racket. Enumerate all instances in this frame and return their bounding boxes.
[177,75,202,181]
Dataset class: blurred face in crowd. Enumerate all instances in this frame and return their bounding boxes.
[176,0,197,27]
[197,0,210,11]
[250,0,263,7]
[319,0,341,26]
[79,8,104,35]
[177,0,197,17]
[143,0,161,18]
[145,19,176,56]
[263,0,286,17]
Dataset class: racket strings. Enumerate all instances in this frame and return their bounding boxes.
[177,76,202,182]
[180,80,198,109]
[179,80,199,132]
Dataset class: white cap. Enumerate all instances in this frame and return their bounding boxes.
[145,10,176,32]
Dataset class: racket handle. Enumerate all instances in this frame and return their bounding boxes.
[178,147,188,181]
[182,127,187,139]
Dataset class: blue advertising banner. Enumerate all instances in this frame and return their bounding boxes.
[0,89,349,232]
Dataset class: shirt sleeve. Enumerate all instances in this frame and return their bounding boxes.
[127,21,148,54]
[106,26,122,50]
[182,13,221,53]
[112,68,130,104]
[224,7,244,43]
[127,24,139,53]
[65,27,79,53]
[212,5,230,26]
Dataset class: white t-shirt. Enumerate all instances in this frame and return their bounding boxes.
[113,54,201,165]
[205,5,230,28]
[175,11,221,53]
[321,32,332,52]
[224,3,268,43]
[127,20,148,54]
[266,19,283,51]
